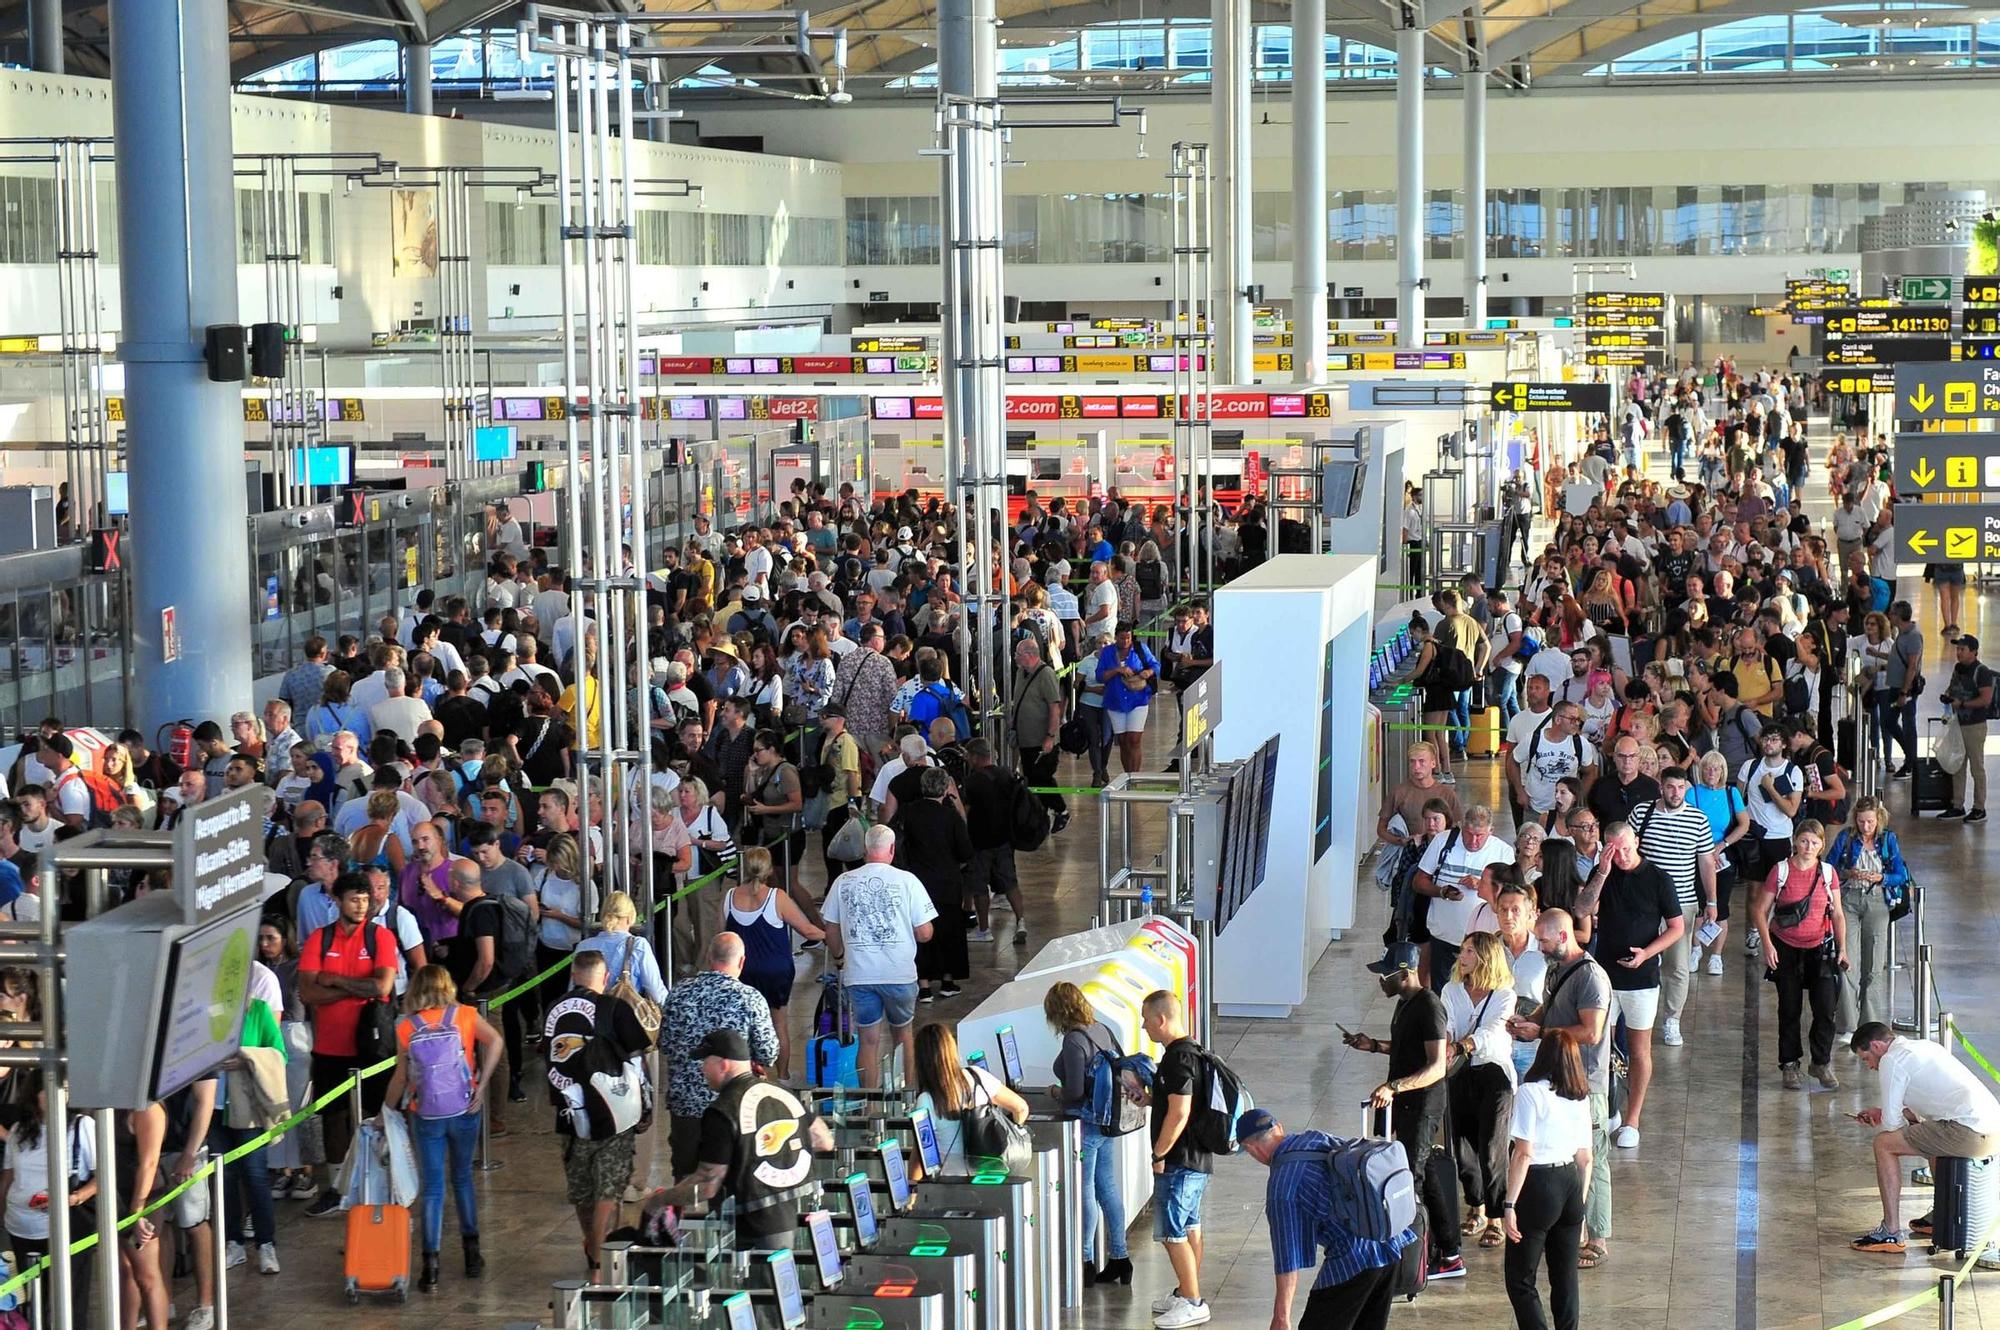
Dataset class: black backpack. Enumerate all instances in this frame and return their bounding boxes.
[1006,770,1051,851]
[1430,641,1476,692]
[475,894,537,986]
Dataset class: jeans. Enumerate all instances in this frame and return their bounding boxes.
[1839,887,1891,1032]
[1488,670,1521,727]
[1954,718,1989,810]
[1504,1162,1585,1330]
[1151,1166,1208,1242]
[1080,704,1112,785]
[1450,688,1474,752]
[1668,442,1687,481]
[1078,1121,1128,1263]
[413,1112,482,1253]
[1586,1091,1611,1240]
[1774,939,1839,1069]
[212,1123,275,1246]
[1891,694,1919,771]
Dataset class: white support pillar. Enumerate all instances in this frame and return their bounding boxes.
[1463,61,1487,328]
[1395,12,1426,344]
[1211,0,1253,381]
[406,42,434,115]
[1291,0,1328,381]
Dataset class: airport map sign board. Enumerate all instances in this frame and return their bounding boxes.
[1489,382,1612,413]
[1895,363,2000,421]
[1892,434,2000,496]
[1893,505,2000,563]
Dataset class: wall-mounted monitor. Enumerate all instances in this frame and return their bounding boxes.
[668,397,710,421]
[291,445,353,487]
[717,398,748,420]
[471,425,517,462]
[105,471,129,517]
[499,397,545,422]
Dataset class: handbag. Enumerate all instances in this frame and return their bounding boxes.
[826,806,869,861]
[1937,716,1967,775]
[958,1074,1033,1175]
[609,935,663,1046]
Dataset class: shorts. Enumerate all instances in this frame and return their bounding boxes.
[1933,563,1967,587]
[1610,986,1660,1032]
[744,969,794,1013]
[848,981,919,1030]
[1903,1118,2000,1160]
[163,1151,211,1229]
[1151,1167,1208,1242]
[1713,863,1738,922]
[1108,706,1150,736]
[968,846,1018,902]
[562,1131,637,1205]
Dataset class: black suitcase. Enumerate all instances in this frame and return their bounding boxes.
[1930,1155,1996,1255]
[1914,758,1954,812]
[1394,1203,1430,1301]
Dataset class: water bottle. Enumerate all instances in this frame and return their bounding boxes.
[1139,883,1154,915]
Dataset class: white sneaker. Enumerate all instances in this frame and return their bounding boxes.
[1707,952,1725,976]
[1745,929,1762,955]
[257,1243,281,1275]
[968,928,994,942]
[183,1308,215,1330]
[1151,1290,1185,1316]
[1661,1017,1683,1047]
[1688,947,1703,973]
[224,1241,246,1269]
[1155,1297,1212,1329]
[1613,1125,1641,1149]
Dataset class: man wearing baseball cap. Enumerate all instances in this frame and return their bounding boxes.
[1342,942,1462,1281]
[1238,1107,1417,1329]
[647,1027,832,1249]
[1941,633,1995,822]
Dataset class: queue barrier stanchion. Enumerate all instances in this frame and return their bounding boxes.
[212,1155,230,1330]
[475,996,503,1173]
[1940,1272,1956,1330]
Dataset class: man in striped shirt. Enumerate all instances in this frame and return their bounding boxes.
[1631,766,1717,1051]
[1238,1108,1415,1330]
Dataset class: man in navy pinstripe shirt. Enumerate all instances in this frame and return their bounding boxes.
[1238,1109,1416,1330]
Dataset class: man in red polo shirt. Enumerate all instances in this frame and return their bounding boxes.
[297,872,396,1217]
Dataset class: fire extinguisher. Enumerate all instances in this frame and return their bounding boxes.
[159,720,194,772]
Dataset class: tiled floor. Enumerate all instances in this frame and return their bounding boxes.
[197,479,2000,1330]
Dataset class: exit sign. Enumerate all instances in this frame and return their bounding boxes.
[1902,276,1953,303]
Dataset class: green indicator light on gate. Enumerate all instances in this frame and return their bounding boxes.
[971,1170,1007,1185]
[910,1243,948,1257]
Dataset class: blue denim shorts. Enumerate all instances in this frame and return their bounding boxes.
[849,981,919,1030]
[1151,1166,1209,1242]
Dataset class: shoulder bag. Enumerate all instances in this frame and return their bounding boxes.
[957,1072,1033,1175]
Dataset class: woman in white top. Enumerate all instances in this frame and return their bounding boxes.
[1444,931,1518,1250]
[2,1072,99,1328]
[909,1023,1029,1177]
[531,833,587,992]
[1503,1030,1594,1330]
[672,777,736,978]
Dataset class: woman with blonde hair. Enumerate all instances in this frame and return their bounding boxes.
[1043,981,1133,1285]
[724,847,824,1077]
[575,889,667,1006]
[1828,796,1907,1035]
[1445,931,1517,1249]
[382,965,502,1292]
[1686,749,1751,974]
[350,790,407,875]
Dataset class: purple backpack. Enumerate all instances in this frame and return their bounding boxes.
[407,1006,475,1119]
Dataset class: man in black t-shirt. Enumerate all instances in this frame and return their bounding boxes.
[1346,941,1459,1279]
[1577,822,1684,1153]
[648,1029,831,1249]
[545,951,653,1280]
[442,860,502,998]
[1140,990,1214,1328]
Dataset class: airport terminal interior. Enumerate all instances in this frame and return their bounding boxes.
[4,1,2000,1328]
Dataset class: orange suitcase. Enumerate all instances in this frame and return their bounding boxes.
[344,1203,411,1304]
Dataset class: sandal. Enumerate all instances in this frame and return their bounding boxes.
[1461,1208,1485,1237]
[1481,1221,1506,1248]
[1578,1240,1609,1269]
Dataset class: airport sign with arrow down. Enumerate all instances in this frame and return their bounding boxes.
[1893,434,2000,496]
[1893,505,2000,563]
[1896,363,2000,420]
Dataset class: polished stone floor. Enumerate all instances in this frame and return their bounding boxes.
[197,500,2000,1330]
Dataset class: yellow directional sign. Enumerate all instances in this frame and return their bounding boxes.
[1896,363,2000,419]
[1894,504,2000,562]
[1893,433,2000,496]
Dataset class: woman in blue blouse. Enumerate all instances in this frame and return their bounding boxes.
[1097,624,1159,775]
[1826,795,1907,1034]
[303,670,371,750]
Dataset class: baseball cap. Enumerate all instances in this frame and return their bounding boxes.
[693,1029,752,1062]
[1366,941,1422,977]
[818,702,847,720]
[741,584,763,601]
[1235,1108,1277,1143]
[897,525,914,541]
[1957,634,1981,652]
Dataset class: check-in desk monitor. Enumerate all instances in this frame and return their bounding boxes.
[769,1249,806,1328]
[847,1174,880,1246]
[883,1137,913,1210]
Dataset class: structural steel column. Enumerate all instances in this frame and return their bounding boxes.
[1463,62,1487,328]
[937,0,996,497]
[29,0,62,75]
[110,0,252,732]
[406,42,434,115]
[1291,0,1328,382]
[1211,0,1253,381]
[1395,13,1426,343]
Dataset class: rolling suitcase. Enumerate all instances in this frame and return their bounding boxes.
[344,1204,411,1304]
[808,974,861,1089]
[1363,1105,1427,1302]
[1915,720,1955,813]
[1466,707,1502,759]
[1930,1155,1998,1257]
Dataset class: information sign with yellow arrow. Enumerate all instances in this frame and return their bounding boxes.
[1893,506,2000,563]
[1895,363,2000,420]
[1893,433,2000,496]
